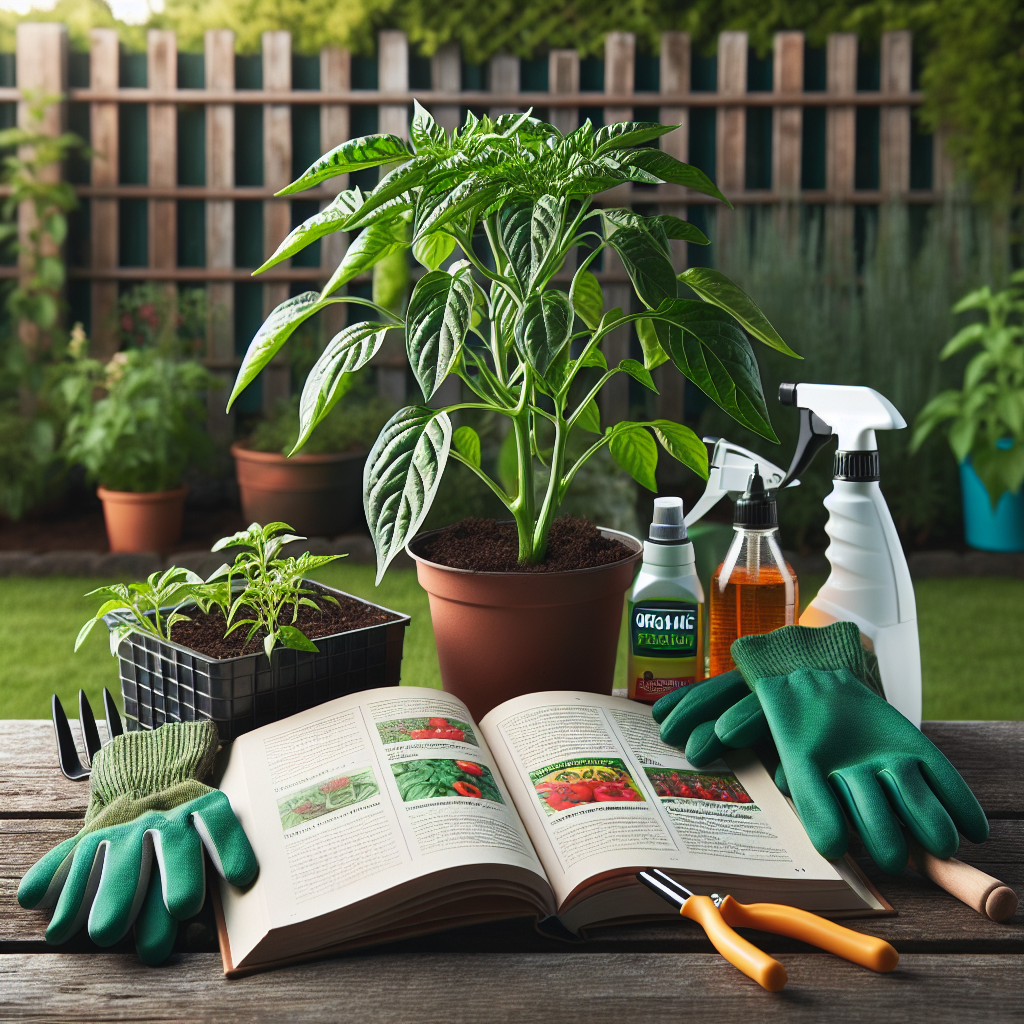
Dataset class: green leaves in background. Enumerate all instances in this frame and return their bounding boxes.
[515,290,573,377]
[413,230,456,271]
[365,407,452,582]
[602,210,677,309]
[678,267,800,358]
[294,321,397,452]
[406,261,475,400]
[277,134,413,195]
[228,292,334,409]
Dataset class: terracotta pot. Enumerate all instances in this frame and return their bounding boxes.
[232,442,367,537]
[98,485,188,553]
[408,527,643,720]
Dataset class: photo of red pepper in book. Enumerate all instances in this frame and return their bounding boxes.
[530,759,647,816]
[377,716,478,746]
[391,758,503,803]
[644,768,756,806]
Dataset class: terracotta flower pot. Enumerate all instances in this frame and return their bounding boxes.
[232,442,367,537]
[98,485,188,553]
[408,527,643,720]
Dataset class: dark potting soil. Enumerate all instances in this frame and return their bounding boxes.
[169,586,398,658]
[417,516,635,573]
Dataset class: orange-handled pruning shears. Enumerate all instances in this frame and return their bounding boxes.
[638,868,898,991]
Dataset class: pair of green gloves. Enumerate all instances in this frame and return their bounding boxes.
[654,622,989,874]
[18,720,257,964]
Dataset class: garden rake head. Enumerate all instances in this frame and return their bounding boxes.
[51,688,123,781]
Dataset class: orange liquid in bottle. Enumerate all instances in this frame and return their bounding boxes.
[709,561,798,677]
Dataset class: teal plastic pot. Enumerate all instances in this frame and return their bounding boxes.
[960,454,1024,552]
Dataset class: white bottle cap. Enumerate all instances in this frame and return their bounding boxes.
[650,496,687,542]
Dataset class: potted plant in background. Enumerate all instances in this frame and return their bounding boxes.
[76,522,410,739]
[232,373,395,537]
[228,105,800,717]
[58,330,217,553]
[911,271,1024,552]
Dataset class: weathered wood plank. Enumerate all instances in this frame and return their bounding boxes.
[89,27,119,358]
[261,30,292,415]
[147,30,177,272]
[879,30,911,198]
[826,32,856,270]
[319,45,351,342]
[430,42,461,133]
[773,31,803,199]
[3,721,1019,818]
[488,52,519,118]
[1,953,1020,1023]
[603,31,634,129]
[548,49,579,136]
[3,817,1018,952]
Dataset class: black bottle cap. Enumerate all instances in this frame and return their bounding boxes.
[734,465,778,528]
[834,450,881,481]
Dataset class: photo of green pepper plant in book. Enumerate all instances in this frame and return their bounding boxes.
[531,758,645,814]
[228,103,800,579]
[391,758,502,803]
[278,768,380,831]
[376,716,478,746]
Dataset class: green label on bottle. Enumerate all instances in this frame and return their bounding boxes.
[629,600,699,657]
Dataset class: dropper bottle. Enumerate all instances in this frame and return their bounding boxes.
[627,497,705,705]
[709,466,798,677]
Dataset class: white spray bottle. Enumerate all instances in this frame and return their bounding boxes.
[776,383,922,726]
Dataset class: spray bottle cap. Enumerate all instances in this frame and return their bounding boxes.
[734,466,778,528]
[649,497,688,542]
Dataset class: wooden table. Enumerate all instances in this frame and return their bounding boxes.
[2,720,1021,1023]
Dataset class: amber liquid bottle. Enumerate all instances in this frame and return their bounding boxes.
[709,467,798,677]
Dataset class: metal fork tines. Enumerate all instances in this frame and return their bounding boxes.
[52,688,124,781]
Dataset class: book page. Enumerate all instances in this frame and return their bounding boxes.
[218,687,553,966]
[480,691,843,909]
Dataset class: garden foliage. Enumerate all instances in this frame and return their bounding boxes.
[230,106,800,576]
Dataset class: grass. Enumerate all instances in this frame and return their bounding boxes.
[0,570,1019,721]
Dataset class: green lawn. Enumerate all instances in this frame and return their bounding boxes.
[0,570,1020,721]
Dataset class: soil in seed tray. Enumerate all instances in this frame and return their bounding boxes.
[170,587,398,658]
[416,516,634,573]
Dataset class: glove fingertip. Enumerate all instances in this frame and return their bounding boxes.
[135,876,178,966]
[684,720,728,767]
[652,684,690,723]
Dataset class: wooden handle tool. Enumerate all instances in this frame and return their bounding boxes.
[906,835,1018,922]
[716,896,899,972]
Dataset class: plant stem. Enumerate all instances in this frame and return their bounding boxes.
[531,410,568,560]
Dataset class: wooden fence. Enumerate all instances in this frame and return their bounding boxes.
[6,23,952,430]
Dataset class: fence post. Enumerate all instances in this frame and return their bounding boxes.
[773,32,803,200]
[488,53,518,118]
[548,49,578,135]
[375,30,410,405]
[14,23,66,369]
[655,31,690,431]
[261,30,292,415]
[86,28,118,357]
[880,30,911,199]
[205,29,235,441]
[320,46,350,342]
[147,31,177,279]
[826,33,856,269]
[715,31,746,265]
[599,32,635,430]
[431,42,461,132]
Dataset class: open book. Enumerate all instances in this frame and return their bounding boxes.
[214,687,890,975]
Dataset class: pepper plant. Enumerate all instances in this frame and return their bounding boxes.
[229,105,800,579]
[911,271,1024,505]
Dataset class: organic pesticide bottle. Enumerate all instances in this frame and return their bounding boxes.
[627,497,705,705]
[709,466,798,677]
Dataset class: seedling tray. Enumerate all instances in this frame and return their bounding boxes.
[106,581,409,741]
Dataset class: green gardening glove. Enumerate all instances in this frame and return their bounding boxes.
[18,721,258,964]
[654,622,989,874]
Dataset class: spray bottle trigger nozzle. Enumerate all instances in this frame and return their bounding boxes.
[780,409,834,489]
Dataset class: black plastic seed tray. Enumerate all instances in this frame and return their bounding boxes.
[106,581,410,741]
